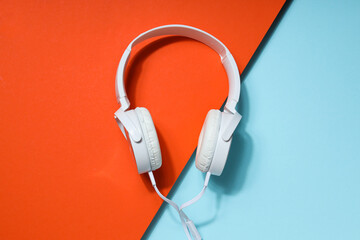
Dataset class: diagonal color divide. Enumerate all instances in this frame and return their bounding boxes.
[0,0,285,239]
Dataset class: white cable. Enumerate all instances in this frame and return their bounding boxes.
[180,172,211,211]
[180,186,206,210]
[148,171,211,240]
[178,172,211,240]
[148,171,193,240]
[154,184,193,240]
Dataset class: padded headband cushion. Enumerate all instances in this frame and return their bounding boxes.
[195,110,222,172]
[135,107,162,171]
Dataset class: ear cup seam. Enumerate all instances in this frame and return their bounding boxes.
[135,108,162,170]
[139,110,156,167]
[195,110,222,172]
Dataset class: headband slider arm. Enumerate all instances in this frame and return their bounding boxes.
[119,96,130,111]
[224,98,238,114]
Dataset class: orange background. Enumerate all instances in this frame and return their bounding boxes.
[0,1,285,239]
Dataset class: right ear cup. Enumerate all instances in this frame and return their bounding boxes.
[135,107,162,171]
[195,109,222,172]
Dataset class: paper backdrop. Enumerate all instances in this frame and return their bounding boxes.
[0,0,285,239]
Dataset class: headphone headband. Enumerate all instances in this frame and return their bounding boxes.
[115,24,241,113]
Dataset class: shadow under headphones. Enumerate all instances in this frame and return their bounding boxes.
[114,25,241,240]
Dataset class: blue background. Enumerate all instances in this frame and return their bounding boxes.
[144,0,360,239]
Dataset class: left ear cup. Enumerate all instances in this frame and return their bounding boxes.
[135,107,162,171]
[195,110,222,172]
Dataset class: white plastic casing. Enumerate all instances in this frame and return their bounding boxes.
[115,110,151,174]
[208,112,241,176]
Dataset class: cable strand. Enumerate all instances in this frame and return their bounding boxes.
[148,172,192,240]
[148,171,211,240]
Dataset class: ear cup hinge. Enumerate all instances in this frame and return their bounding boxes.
[222,112,242,142]
[114,109,142,142]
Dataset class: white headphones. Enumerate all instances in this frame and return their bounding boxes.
[114,25,241,240]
